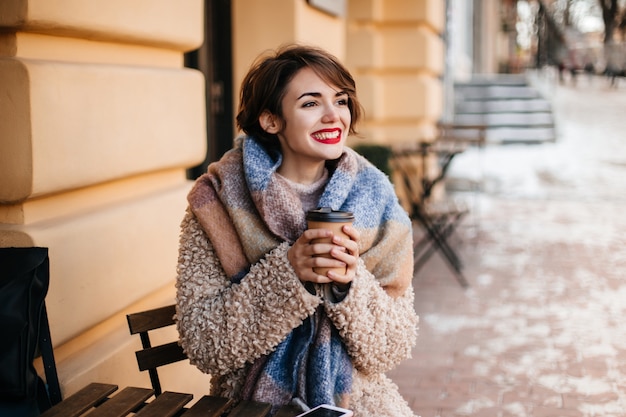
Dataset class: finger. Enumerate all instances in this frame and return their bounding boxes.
[341,224,360,241]
[331,235,358,256]
[326,268,354,284]
[299,269,333,284]
[313,275,333,284]
[311,254,347,271]
[329,247,355,264]
[309,241,344,257]
[302,228,333,242]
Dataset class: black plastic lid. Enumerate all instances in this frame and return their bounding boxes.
[306,207,354,222]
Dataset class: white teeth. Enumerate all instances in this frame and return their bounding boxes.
[313,131,339,140]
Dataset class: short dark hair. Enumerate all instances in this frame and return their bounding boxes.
[236,44,363,148]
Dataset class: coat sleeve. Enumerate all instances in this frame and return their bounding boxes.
[175,209,321,376]
[324,266,418,375]
[323,225,419,375]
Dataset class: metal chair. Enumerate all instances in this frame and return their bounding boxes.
[391,143,470,288]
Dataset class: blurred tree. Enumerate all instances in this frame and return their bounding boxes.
[564,0,573,26]
[598,0,623,43]
[535,1,567,67]
[544,0,624,42]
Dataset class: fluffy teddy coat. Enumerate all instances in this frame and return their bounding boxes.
[175,137,420,416]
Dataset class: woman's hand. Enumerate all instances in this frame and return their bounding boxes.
[326,224,359,285]
[288,225,360,285]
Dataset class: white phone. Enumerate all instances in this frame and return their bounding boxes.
[295,404,354,417]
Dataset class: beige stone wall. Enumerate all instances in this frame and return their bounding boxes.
[0,0,211,399]
[232,0,347,126]
[345,0,445,146]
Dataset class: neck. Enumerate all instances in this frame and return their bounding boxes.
[277,161,326,185]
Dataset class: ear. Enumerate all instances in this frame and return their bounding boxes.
[259,111,280,134]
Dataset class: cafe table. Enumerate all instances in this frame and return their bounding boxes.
[40,382,302,417]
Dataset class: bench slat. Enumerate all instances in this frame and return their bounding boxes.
[87,386,154,417]
[227,400,273,417]
[182,395,232,417]
[133,391,193,417]
[127,305,177,334]
[40,382,118,417]
[274,404,304,417]
[135,341,187,371]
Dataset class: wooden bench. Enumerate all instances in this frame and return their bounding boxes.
[125,304,302,416]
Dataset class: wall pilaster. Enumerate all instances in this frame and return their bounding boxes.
[346,0,445,146]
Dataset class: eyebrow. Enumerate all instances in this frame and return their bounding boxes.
[296,90,348,100]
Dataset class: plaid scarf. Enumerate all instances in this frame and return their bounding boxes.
[187,136,413,412]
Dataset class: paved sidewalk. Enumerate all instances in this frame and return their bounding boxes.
[388,74,626,417]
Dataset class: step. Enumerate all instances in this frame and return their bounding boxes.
[457,74,529,87]
[451,73,556,145]
[487,127,556,144]
[453,112,554,128]
[455,85,544,101]
[455,98,552,114]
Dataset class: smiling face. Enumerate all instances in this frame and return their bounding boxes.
[261,67,351,183]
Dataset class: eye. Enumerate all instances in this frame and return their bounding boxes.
[336,95,349,106]
[302,101,317,108]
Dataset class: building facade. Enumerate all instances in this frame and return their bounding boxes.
[1,0,448,400]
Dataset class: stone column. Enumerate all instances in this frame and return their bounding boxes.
[345,0,445,145]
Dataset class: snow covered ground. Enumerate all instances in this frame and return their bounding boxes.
[390,71,626,417]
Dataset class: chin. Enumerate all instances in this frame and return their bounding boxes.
[325,149,344,161]
[315,140,345,160]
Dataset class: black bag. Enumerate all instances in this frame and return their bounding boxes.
[0,247,61,415]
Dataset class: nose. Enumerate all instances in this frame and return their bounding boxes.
[322,104,340,123]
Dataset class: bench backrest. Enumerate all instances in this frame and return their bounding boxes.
[126,304,187,396]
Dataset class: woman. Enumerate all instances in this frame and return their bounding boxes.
[175,44,419,417]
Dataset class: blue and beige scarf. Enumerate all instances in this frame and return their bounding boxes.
[188,136,413,412]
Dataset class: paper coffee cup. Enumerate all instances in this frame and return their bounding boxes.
[306,207,355,275]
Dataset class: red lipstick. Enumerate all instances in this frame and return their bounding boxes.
[311,128,342,144]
